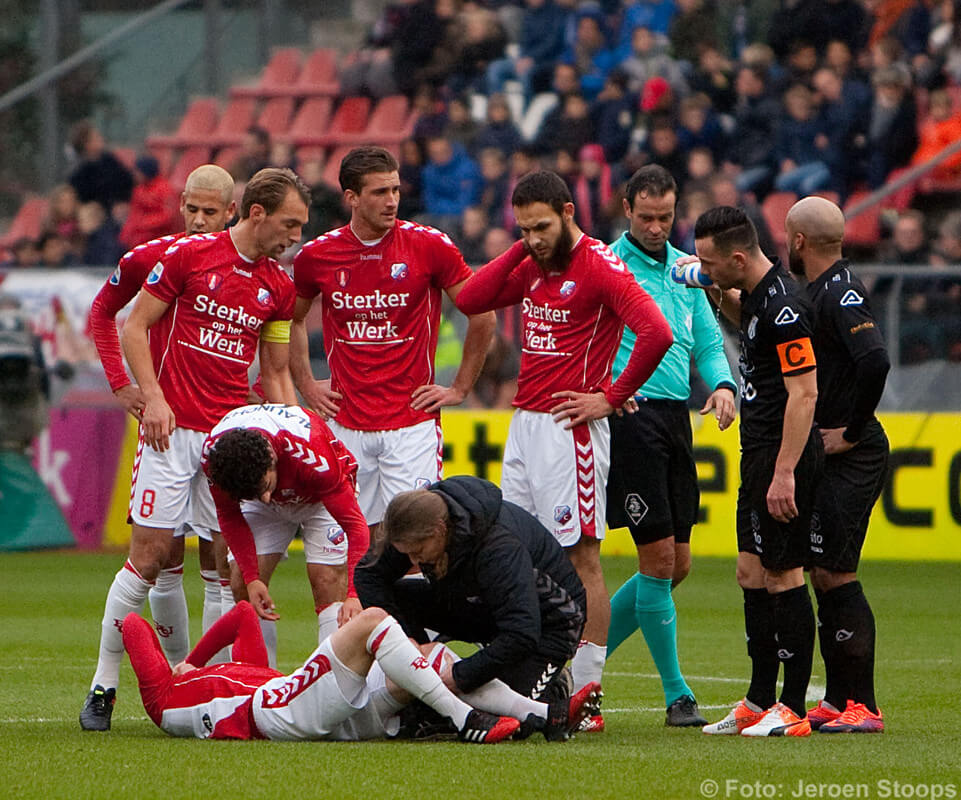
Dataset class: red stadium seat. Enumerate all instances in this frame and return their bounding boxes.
[340,95,413,145]
[761,191,797,248]
[291,48,339,97]
[168,146,212,191]
[284,97,334,146]
[0,195,49,248]
[209,97,257,147]
[843,191,881,248]
[319,96,372,147]
[214,146,241,170]
[146,97,220,149]
[256,97,295,136]
[295,145,327,166]
[323,146,352,189]
[230,47,302,98]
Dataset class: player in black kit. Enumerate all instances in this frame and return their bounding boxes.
[690,207,823,737]
[785,196,889,734]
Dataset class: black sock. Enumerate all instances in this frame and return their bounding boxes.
[772,584,815,718]
[743,588,778,710]
[815,586,845,709]
[818,581,877,713]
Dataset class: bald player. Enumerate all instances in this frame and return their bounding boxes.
[87,164,238,671]
[784,197,890,734]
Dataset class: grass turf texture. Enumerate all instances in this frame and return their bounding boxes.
[1,552,958,800]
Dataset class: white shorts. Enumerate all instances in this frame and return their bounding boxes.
[501,409,610,548]
[236,500,348,565]
[177,522,214,543]
[129,427,217,530]
[252,638,373,741]
[330,419,443,525]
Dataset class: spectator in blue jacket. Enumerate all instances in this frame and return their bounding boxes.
[485,0,571,98]
[421,137,482,229]
[561,10,620,101]
[773,84,833,195]
[473,94,523,157]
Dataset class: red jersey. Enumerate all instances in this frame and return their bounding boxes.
[293,221,473,431]
[145,230,296,432]
[87,233,183,392]
[202,404,370,595]
[456,238,673,413]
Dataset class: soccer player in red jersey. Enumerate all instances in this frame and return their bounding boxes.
[202,403,371,665]
[81,168,309,731]
[87,164,237,661]
[455,170,673,716]
[122,600,520,743]
[291,146,495,532]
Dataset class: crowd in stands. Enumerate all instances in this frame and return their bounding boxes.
[3,0,961,376]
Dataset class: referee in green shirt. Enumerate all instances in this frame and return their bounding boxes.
[606,165,736,727]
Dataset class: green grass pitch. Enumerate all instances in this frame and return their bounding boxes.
[1,552,958,800]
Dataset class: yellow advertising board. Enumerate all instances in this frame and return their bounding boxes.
[105,410,961,560]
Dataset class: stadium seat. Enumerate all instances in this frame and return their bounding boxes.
[0,195,49,248]
[842,191,881,248]
[761,191,797,248]
[209,97,257,147]
[318,96,372,146]
[341,95,413,145]
[214,146,241,171]
[168,146,212,191]
[295,145,326,166]
[812,190,840,205]
[256,97,295,136]
[284,97,334,146]
[323,146,352,188]
[146,97,220,149]
[230,47,302,98]
[290,48,339,97]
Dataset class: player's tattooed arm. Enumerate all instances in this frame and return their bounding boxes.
[290,295,342,418]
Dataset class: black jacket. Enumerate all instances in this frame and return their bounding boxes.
[355,476,585,692]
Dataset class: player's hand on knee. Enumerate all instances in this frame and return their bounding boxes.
[247,579,280,621]
[338,597,363,626]
[410,383,465,412]
[303,379,342,419]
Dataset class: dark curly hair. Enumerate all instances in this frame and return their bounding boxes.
[207,429,273,501]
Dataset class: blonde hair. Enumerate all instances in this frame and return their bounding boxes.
[184,165,235,205]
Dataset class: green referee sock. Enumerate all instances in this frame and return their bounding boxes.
[607,573,642,655]
[635,573,693,707]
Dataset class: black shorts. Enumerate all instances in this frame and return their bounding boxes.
[607,399,699,546]
[809,420,889,572]
[736,429,824,571]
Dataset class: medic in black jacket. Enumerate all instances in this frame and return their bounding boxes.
[355,475,586,697]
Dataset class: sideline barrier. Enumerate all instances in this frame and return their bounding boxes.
[27,406,961,560]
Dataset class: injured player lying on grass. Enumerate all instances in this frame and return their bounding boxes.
[122,600,599,743]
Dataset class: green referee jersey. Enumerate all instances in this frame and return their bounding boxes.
[610,233,734,400]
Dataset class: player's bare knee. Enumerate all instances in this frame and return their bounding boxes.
[638,537,675,580]
[347,606,388,638]
[735,554,764,589]
[810,567,856,593]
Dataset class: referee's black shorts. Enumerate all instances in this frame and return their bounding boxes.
[607,399,699,546]
[809,420,889,573]
[736,429,824,571]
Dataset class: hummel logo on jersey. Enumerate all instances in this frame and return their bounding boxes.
[835,629,854,642]
[560,280,576,296]
[775,307,799,326]
[109,265,122,285]
[147,263,163,284]
[840,289,864,306]
[390,262,408,280]
[232,266,252,278]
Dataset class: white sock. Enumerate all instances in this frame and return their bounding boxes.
[220,581,235,615]
[366,616,472,730]
[148,565,190,665]
[426,644,546,719]
[200,570,221,633]
[317,602,342,645]
[260,618,277,669]
[92,561,152,689]
[570,641,607,690]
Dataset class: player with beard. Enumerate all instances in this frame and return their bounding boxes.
[87,164,237,670]
[455,170,673,720]
[784,197,889,733]
[684,206,822,737]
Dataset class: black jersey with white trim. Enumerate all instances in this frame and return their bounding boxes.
[738,261,817,450]
[805,259,887,430]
